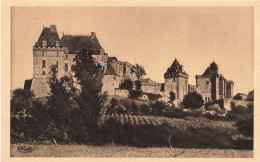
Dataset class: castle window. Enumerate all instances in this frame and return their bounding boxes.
[57,52,59,57]
[56,60,58,67]
[42,60,46,68]
[206,81,209,85]
[42,71,46,75]
[205,97,207,102]
[113,76,116,80]
[65,55,68,60]
[65,63,68,72]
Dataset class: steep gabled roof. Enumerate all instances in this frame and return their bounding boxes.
[164,58,188,78]
[60,34,102,54]
[142,78,157,84]
[201,61,220,77]
[36,25,60,47]
[104,64,119,76]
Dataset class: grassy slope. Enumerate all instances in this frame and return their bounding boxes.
[10,144,253,158]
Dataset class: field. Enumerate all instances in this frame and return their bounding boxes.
[10,144,253,158]
[98,113,238,134]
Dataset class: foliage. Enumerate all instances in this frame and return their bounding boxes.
[11,90,50,143]
[47,65,74,135]
[133,64,146,81]
[150,101,167,116]
[134,80,142,90]
[119,79,133,90]
[11,88,35,113]
[235,104,254,137]
[144,93,162,101]
[129,90,143,100]
[71,48,107,139]
[230,101,246,114]
[140,104,151,115]
[233,93,243,100]
[169,91,176,101]
[98,114,246,149]
[246,90,254,101]
[183,92,204,109]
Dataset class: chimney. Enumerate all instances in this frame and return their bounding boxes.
[91,32,96,39]
[50,25,57,32]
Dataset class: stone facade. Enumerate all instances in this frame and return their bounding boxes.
[164,59,189,100]
[195,61,234,102]
[141,78,163,94]
[30,25,136,97]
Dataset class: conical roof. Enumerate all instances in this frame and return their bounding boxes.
[164,58,188,78]
[210,61,218,71]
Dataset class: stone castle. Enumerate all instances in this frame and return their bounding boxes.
[25,25,234,102]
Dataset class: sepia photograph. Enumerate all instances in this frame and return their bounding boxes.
[4,4,257,159]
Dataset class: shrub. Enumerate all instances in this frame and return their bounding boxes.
[236,117,253,137]
[150,101,167,116]
[140,104,151,115]
[106,98,119,114]
[135,80,142,90]
[183,92,204,109]
[246,90,254,101]
[236,104,253,137]
[119,79,133,90]
[233,93,243,100]
[129,90,143,100]
[144,93,162,101]
[230,101,246,114]
[11,88,35,113]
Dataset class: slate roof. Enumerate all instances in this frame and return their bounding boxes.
[60,35,102,54]
[142,78,157,84]
[36,26,60,47]
[164,58,188,77]
[202,61,219,77]
[104,64,119,76]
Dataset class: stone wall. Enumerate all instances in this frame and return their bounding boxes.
[102,75,120,95]
[141,83,162,94]
[31,78,50,97]
[114,89,129,98]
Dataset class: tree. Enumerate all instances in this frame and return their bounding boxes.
[233,93,243,100]
[47,65,75,142]
[183,92,204,109]
[246,90,254,101]
[169,91,176,102]
[150,100,167,115]
[119,79,133,90]
[11,88,35,113]
[133,64,146,81]
[71,48,107,139]
[236,104,253,137]
[10,89,50,142]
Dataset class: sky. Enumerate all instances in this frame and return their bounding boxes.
[11,7,254,94]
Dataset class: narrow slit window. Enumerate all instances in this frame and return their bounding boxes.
[42,60,46,68]
[65,63,68,72]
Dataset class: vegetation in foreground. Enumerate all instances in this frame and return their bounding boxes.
[11,48,253,151]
